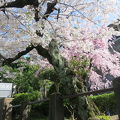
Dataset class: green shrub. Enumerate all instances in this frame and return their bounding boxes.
[90,92,116,115]
[96,115,110,120]
[12,91,40,105]
[11,91,41,119]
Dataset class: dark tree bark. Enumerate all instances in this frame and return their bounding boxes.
[0,0,58,21]
[42,1,57,20]
[0,0,39,8]
[2,44,35,65]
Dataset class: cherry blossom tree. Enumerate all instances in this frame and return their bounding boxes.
[0,0,120,119]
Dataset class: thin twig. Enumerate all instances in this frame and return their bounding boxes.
[59,2,99,25]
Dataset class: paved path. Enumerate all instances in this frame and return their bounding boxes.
[110,115,119,120]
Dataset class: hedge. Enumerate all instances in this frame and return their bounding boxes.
[90,92,116,115]
[12,91,117,118]
[11,91,40,119]
[11,91,40,105]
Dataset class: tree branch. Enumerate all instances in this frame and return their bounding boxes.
[0,53,6,60]
[35,44,52,64]
[0,0,39,8]
[2,44,35,65]
[42,1,57,20]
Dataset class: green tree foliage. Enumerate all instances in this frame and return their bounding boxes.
[0,61,53,95]
[0,62,39,93]
[0,58,99,119]
[69,56,91,92]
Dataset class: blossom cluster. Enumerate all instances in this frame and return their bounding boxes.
[59,26,120,90]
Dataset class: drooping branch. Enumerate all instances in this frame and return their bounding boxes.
[1,40,60,67]
[2,44,35,65]
[1,39,63,67]
[0,0,39,8]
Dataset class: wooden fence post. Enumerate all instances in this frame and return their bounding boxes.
[19,103,31,120]
[113,77,120,119]
[49,93,64,120]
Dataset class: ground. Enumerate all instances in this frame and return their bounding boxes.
[110,115,119,120]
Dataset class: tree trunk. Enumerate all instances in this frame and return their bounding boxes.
[48,39,99,120]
